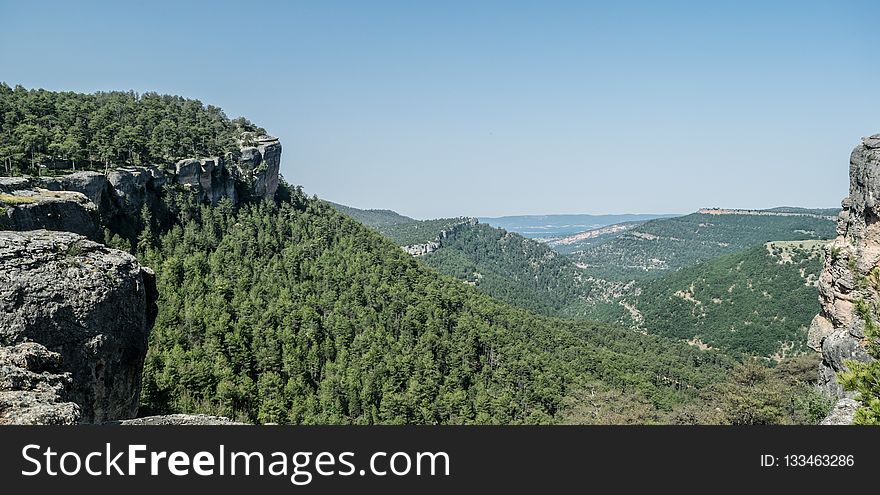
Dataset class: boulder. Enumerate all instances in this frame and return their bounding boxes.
[0,230,157,423]
[0,342,81,425]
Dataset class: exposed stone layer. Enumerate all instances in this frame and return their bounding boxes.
[114,414,244,425]
[175,158,237,205]
[1,182,101,241]
[812,133,880,403]
[41,171,108,207]
[0,230,157,423]
[0,342,81,425]
[402,218,478,256]
[237,136,282,201]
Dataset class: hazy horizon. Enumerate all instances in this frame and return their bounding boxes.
[2,1,877,218]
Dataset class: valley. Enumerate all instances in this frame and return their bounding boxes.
[330,201,837,360]
[0,84,867,426]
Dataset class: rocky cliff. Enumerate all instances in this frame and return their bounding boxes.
[0,137,282,243]
[402,217,478,256]
[0,136,282,425]
[174,135,282,205]
[0,230,157,423]
[0,342,81,424]
[1,177,101,241]
[810,133,880,423]
[237,135,282,201]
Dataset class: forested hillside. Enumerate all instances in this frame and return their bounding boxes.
[328,202,834,360]
[0,85,832,425]
[326,202,415,227]
[588,241,824,357]
[421,223,589,317]
[573,211,837,282]
[330,203,592,317]
[327,201,468,246]
[0,84,264,173]
[480,213,675,239]
[132,186,829,424]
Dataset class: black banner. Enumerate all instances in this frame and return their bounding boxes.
[0,426,875,492]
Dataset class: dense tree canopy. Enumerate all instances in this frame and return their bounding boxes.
[128,184,829,424]
[0,83,264,174]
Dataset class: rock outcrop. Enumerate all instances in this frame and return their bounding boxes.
[40,171,108,207]
[819,398,859,425]
[811,134,880,424]
[173,135,281,205]
[114,414,244,426]
[175,158,237,205]
[41,167,167,220]
[403,240,441,256]
[237,135,282,201]
[1,178,101,241]
[402,217,478,257]
[105,166,167,216]
[0,230,157,423]
[0,342,81,425]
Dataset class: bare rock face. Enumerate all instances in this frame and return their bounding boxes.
[0,230,157,423]
[40,171,109,207]
[106,166,167,216]
[0,343,81,425]
[237,136,281,201]
[402,218,478,257]
[820,398,859,425]
[174,158,237,205]
[0,182,101,241]
[812,133,880,399]
[114,414,244,425]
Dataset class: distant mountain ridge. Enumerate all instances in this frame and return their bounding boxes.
[328,201,839,359]
[697,207,838,221]
[479,213,678,239]
[571,209,838,282]
[326,202,415,226]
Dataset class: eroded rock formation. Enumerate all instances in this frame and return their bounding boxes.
[175,135,282,205]
[237,135,282,201]
[810,133,880,423]
[114,414,244,426]
[0,342,81,425]
[1,178,101,240]
[175,157,237,205]
[0,230,157,423]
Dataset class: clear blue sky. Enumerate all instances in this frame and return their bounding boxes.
[2,0,878,218]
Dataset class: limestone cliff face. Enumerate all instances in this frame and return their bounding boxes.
[237,136,282,201]
[175,135,282,205]
[0,230,157,423]
[174,157,237,205]
[402,217,478,256]
[1,177,101,241]
[810,133,880,402]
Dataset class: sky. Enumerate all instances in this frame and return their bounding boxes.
[2,1,878,219]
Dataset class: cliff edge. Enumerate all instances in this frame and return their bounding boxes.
[0,230,157,423]
[810,133,880,423]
